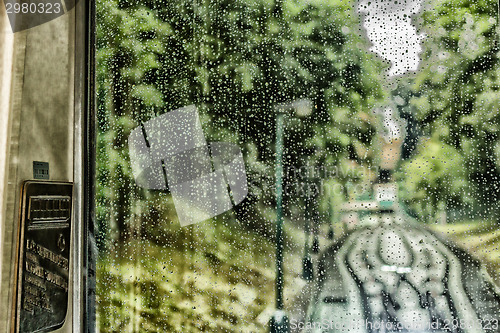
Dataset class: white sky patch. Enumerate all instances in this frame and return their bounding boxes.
[358,0,425,76]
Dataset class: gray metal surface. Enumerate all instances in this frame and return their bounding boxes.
[0,1,90,331]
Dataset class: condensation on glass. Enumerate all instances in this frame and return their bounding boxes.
[95,0,500,332]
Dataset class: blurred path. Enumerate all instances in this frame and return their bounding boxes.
[305,219,500,333]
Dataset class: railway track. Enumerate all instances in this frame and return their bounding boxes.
[303,217,500,333]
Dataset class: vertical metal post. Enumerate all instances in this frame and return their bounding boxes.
[302,194,314,281]
[270,112,289,333]
[270,99,311,333]
[328,198,335,240]
[275,112,285,310]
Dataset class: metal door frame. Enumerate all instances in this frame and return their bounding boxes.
[74,1,96,332]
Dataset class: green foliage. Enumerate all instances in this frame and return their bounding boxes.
[404,0,500,220]
[96,220,277,332]
[96,0,387,245]
[398,137,469,220]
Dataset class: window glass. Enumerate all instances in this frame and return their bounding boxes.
[96,0,500,331]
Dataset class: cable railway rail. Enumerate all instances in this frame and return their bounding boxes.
[299,214,500,333]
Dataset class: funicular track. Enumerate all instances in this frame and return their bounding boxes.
[304,221,500,333]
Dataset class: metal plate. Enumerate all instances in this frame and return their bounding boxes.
[33,162,49,180]
[14,181,73,333]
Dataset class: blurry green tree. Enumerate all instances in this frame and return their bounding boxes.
[400,0,500,221]
[96,0,387,246]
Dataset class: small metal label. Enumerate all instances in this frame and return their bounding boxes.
[14,181,72,333]
[33,162,49,180]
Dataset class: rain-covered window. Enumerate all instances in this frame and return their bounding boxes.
[95,0,500,332]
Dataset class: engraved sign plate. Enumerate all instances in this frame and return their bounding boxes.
[14,181,73,333]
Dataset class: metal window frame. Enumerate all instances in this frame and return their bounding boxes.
[74,0,96,332]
